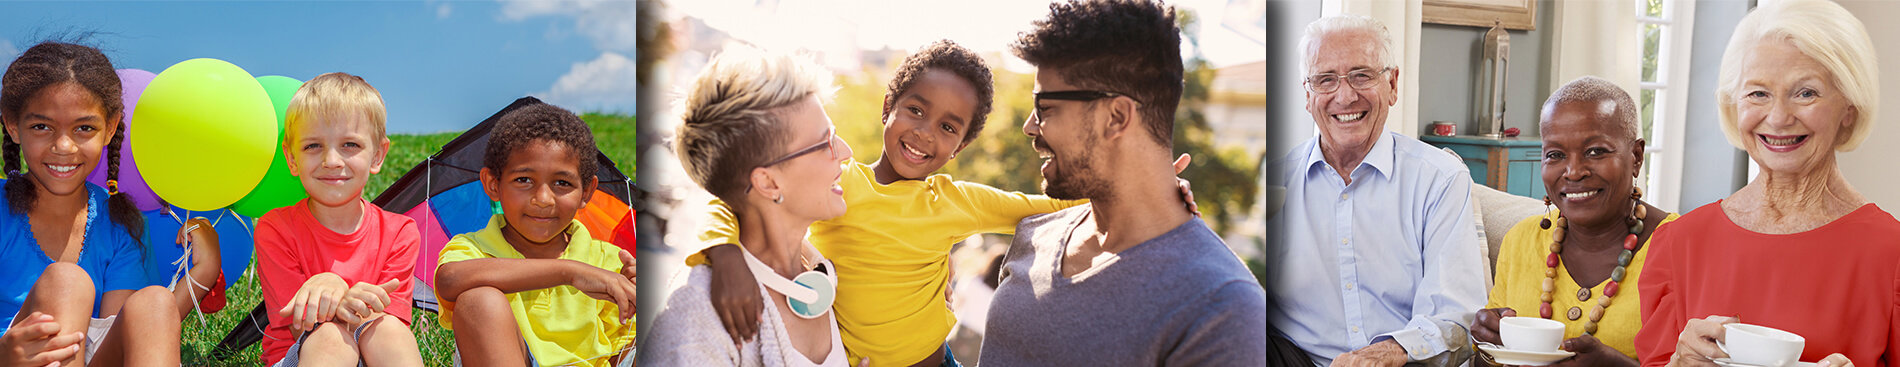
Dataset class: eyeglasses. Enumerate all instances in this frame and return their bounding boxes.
[747,126,839,193]
[1304,67,1392,94]
[1034,90,1140,107]
[1031,90,1139,128]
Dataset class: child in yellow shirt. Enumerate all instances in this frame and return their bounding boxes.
[434,103,636,367]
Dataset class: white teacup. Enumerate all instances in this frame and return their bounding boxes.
[1722,323,1805,367]
[1499,317,1566,352]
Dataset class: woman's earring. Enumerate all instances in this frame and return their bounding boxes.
[775,194,784,204]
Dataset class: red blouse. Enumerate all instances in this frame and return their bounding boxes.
[1637,201,1900,367]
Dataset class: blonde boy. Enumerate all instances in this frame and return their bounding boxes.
[254,72,425,367]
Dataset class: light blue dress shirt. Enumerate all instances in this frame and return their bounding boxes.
[1267,131,1487,365]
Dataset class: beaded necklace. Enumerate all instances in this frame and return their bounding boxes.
[1539,187,1645,334]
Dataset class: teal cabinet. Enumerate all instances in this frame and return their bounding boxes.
[1420,135,1546,200]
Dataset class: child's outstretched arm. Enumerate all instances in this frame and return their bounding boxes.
[682,200,765,346]
[435,258,637,321]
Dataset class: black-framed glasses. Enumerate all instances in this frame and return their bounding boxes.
[1304,67,1392,94]
[1034,90,1140,107]
[747,126,838,193]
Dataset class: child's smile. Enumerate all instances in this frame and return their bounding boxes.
[879,69,977,180]
[286,115,386,209]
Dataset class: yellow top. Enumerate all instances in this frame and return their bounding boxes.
[1488,209,1678,359]
[438,215,634,367]
[685,160,1082,366]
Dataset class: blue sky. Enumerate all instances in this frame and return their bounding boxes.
[0,0,635,134]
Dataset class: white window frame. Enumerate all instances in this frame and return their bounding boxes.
[1638,0,1694,213]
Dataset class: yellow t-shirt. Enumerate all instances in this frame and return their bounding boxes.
[438,215,634,367]
[1488,209,1678,359]
[685,160,1082,366]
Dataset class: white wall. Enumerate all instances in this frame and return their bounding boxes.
[1834,0,1900,210]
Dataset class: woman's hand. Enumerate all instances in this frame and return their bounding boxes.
[1818,353,1854,367]
[278,272,349,332]
[1670,315,1737,367]
[1473,307,1517,346]
[0,312,83,367]
[1552,334,1637,367]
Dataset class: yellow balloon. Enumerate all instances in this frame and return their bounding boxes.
[131,59,277,211]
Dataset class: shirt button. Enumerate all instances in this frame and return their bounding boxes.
[1346,283,1355,291]
[1341,238,1350,245]
[1351,326,1361,333]
[1341,193,1350,200]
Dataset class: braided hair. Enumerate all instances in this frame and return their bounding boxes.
[0,41,145,244]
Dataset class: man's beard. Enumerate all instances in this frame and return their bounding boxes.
[1038,136,1110,201]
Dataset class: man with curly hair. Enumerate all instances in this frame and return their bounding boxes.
[978,0,1268,365]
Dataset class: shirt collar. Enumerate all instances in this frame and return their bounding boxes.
[1301,131,1396,182]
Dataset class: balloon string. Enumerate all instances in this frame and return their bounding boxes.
[166,209,212,332]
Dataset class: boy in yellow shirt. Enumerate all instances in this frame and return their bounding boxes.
[689,40,1195,366]
[434,103,636,367]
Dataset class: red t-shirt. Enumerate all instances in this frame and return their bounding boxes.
[1637,201,1900,367]
[255,198,420,365]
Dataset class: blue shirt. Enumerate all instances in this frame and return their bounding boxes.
[1267,132,1487,364]
[0,181,149,332]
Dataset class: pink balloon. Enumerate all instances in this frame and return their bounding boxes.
[88,69,162,211]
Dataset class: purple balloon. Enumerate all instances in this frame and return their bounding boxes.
[88,69,162,211]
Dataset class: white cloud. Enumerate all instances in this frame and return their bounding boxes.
[535,52,636,114]
[0,40,17,64]
[498,0,637,52]
[437,3,453,19]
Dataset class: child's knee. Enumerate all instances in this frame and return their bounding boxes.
[453,287,511,321]
[23,263,95,317]
[122,286,178,322]
[33,262,96,298]
[299,322,361,364]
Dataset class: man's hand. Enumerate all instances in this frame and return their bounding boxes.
[278,272,349,332]
[1331,339,1408,367]
[0,312,83,367]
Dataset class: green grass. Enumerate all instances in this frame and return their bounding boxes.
[178,114,633,366]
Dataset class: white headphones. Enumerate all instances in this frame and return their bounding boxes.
[739,246,837,319]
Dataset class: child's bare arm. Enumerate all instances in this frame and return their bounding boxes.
[702,243,764,346]
[170,217,221,319]
[436,258,636,320]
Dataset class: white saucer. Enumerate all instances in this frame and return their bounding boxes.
[1478,344,1576,366]
[1711,358,1816,367]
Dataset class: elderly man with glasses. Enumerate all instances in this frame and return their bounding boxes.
[1267,14,1487,367]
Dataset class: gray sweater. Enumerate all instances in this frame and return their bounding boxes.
[979,206,1268,366]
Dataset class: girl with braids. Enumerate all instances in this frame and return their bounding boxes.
[0,41,222,366]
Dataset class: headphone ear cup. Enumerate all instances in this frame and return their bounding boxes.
[790,271,836,319]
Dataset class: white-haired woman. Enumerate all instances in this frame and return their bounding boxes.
[1635,1,1898,366]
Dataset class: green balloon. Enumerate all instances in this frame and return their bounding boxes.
[131,59,278,211]
[230,75,308,218]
